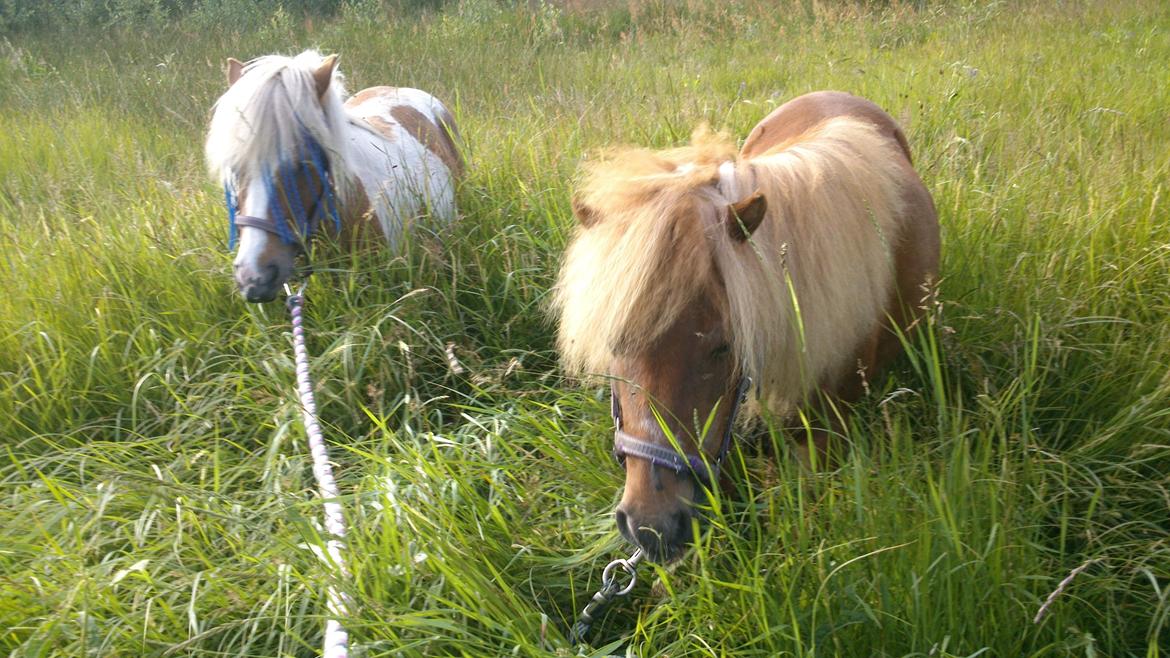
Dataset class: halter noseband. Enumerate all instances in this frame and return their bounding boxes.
[611,373,752,486]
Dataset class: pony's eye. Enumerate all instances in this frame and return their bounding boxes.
[711,343,730,358]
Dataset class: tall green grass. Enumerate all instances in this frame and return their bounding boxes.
[2,0,1168,656]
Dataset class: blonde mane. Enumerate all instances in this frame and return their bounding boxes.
[553,118,909,412]
[205,50,354,200]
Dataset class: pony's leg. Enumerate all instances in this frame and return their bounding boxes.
[791,328,882,470]
[790,406,842,471]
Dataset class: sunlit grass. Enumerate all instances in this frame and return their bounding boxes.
[1,0,1168,656]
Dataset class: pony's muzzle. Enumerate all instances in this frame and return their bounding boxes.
[615,502,695,563]
[242,286,277,303]
[236,262,281,303]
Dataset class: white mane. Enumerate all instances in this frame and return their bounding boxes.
[205,50,353,197]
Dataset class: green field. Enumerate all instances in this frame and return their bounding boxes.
[2,1,1168,656]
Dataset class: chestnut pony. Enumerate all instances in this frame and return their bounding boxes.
[206,50,463,302]
[552,91,939,562]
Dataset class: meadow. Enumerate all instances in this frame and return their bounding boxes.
[1,0,1168,656]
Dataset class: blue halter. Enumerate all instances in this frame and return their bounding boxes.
[223,132,342,250]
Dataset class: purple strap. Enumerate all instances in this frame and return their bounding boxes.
[234,214,281,233]
[613,429,716,482]
[611,374,751,484]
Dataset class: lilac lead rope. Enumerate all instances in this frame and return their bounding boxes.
[287,288,351,658]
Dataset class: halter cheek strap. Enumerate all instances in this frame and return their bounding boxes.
[611,373,752,486]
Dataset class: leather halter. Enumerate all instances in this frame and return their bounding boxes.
[611,373,752,485]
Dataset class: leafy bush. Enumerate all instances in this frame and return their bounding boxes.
[0,0,346,33]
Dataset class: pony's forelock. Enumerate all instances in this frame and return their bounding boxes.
[573,126,736,214]
[205,50,350,191]
[552,128,736,375]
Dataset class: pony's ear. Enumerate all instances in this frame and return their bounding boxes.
[226,57,244,85]
[572,196,601,228]
[313,54,340,99]
[727,192,767,241]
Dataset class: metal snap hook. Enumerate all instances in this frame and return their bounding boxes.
[284,281,307,299]
[601,548,644,597]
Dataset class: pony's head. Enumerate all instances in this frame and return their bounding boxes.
[552,130,769,562]
[206,51,347,302]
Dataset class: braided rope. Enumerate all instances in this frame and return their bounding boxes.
[288,291,352,658]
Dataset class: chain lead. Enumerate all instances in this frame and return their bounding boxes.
[570,548,644,645]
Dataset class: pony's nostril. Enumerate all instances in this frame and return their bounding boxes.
[244,288,271,303]
[673,510,693,541]
[632,524,665,558]
[614,508,632,541]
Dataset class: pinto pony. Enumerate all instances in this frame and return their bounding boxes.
[553,91,939,562]
[206,50,462,302]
